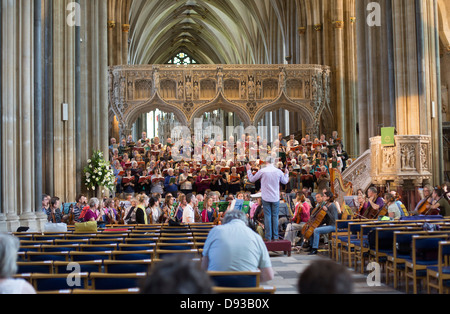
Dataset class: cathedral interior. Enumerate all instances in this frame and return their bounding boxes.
[1,0,450,231]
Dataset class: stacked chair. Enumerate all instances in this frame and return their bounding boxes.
[329,216,450,294]
[12,222,276,294]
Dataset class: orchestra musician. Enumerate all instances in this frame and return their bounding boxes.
[426,187,450,217]
[46,197,63,224]
[201,196,215,223]
[361,187,385,218]
[307,191,338,255]
[384,193,401,220]
[413,184,434,215]
[284,192,311,248]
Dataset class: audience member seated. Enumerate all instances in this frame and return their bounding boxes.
[201,210,274,283]
[298,260,353,294]
[140,255,214,294]
[0,234,36,294]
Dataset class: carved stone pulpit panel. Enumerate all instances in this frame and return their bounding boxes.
[370,135,432,187]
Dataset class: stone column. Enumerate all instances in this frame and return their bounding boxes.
[19,0,38,228]
[333,0,346,154]
[344,0,359,157]
[2,0,19,231]
[99,0,109,159]
[33,0,47,226]
[0,0,4,231]
[53,0,76,203]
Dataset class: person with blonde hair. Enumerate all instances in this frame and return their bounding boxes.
[0,234,36,294]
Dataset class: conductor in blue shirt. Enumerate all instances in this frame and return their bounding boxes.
[247,156,290,241]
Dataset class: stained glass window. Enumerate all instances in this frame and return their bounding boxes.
[167,52,197,65]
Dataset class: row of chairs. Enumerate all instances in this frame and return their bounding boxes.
[13,223,276,294]
[16,266,274,294]
[330,218,450,294]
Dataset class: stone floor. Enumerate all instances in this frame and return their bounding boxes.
[265,248,403,294]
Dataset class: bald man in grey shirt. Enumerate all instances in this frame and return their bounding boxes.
[201,210,274,283]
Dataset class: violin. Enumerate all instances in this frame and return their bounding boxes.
[293,202,303,224]
[109,208,118,225]
[213,207,223,225]
[68,205,75,225]
[117,205,125,225]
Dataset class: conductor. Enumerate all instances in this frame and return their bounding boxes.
[247,156,290,241]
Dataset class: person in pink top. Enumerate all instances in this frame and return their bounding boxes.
[284,192,311,247]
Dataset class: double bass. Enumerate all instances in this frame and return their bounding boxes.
[301,202,328,240]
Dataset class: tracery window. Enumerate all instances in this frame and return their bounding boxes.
[167,52,197,65]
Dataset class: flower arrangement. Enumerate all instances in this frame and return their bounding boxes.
[83,150,115,192]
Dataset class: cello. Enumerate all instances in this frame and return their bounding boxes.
[301,201,328,241]
[417,195,433,215]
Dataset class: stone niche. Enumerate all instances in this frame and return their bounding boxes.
[370,135,432,190]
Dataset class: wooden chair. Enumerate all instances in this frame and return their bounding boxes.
[156,242,197,251]
[111,250,154,261]
[341,221,371,268]
[64,233,98,240]
[31,273,89,292]
[154,249,199,260]
[331,220,353,263]
[34,234,67,242]
[40,244,80,253]
[208,270,261,288]
[405,234,450,294]
[69,251,113,262]
[427,241,450,294]
[89,272,147,290]
[72,288,140,294]
[129,231,161,237]
[213,286,276,294]
[19,244,42,253]
[54,239,90,246]
[352,223,379,273]
[104,260,152,274]
[88,237,125,245]
[159,232,194,238]
[368,226,422,285]
[20,239,54,246]
[53,260,103,274]
[158,237,195,244]
[124,237,159,244]
[26,251,70,262]
[16,261,54,275]
[79,243,118,252]
[118,243,156,251]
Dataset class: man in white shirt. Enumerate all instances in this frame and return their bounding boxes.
[182,193,196,224]
[247,156,290,241]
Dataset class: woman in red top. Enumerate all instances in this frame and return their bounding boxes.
[195,168,211,195]
[201,196,215,223]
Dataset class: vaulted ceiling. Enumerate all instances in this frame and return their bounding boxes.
[109,0,450,64]
[126,0,289,65]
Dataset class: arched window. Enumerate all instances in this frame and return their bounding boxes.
[167,52,197,65]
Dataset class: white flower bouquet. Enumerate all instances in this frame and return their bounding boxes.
[83,151,115,192]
